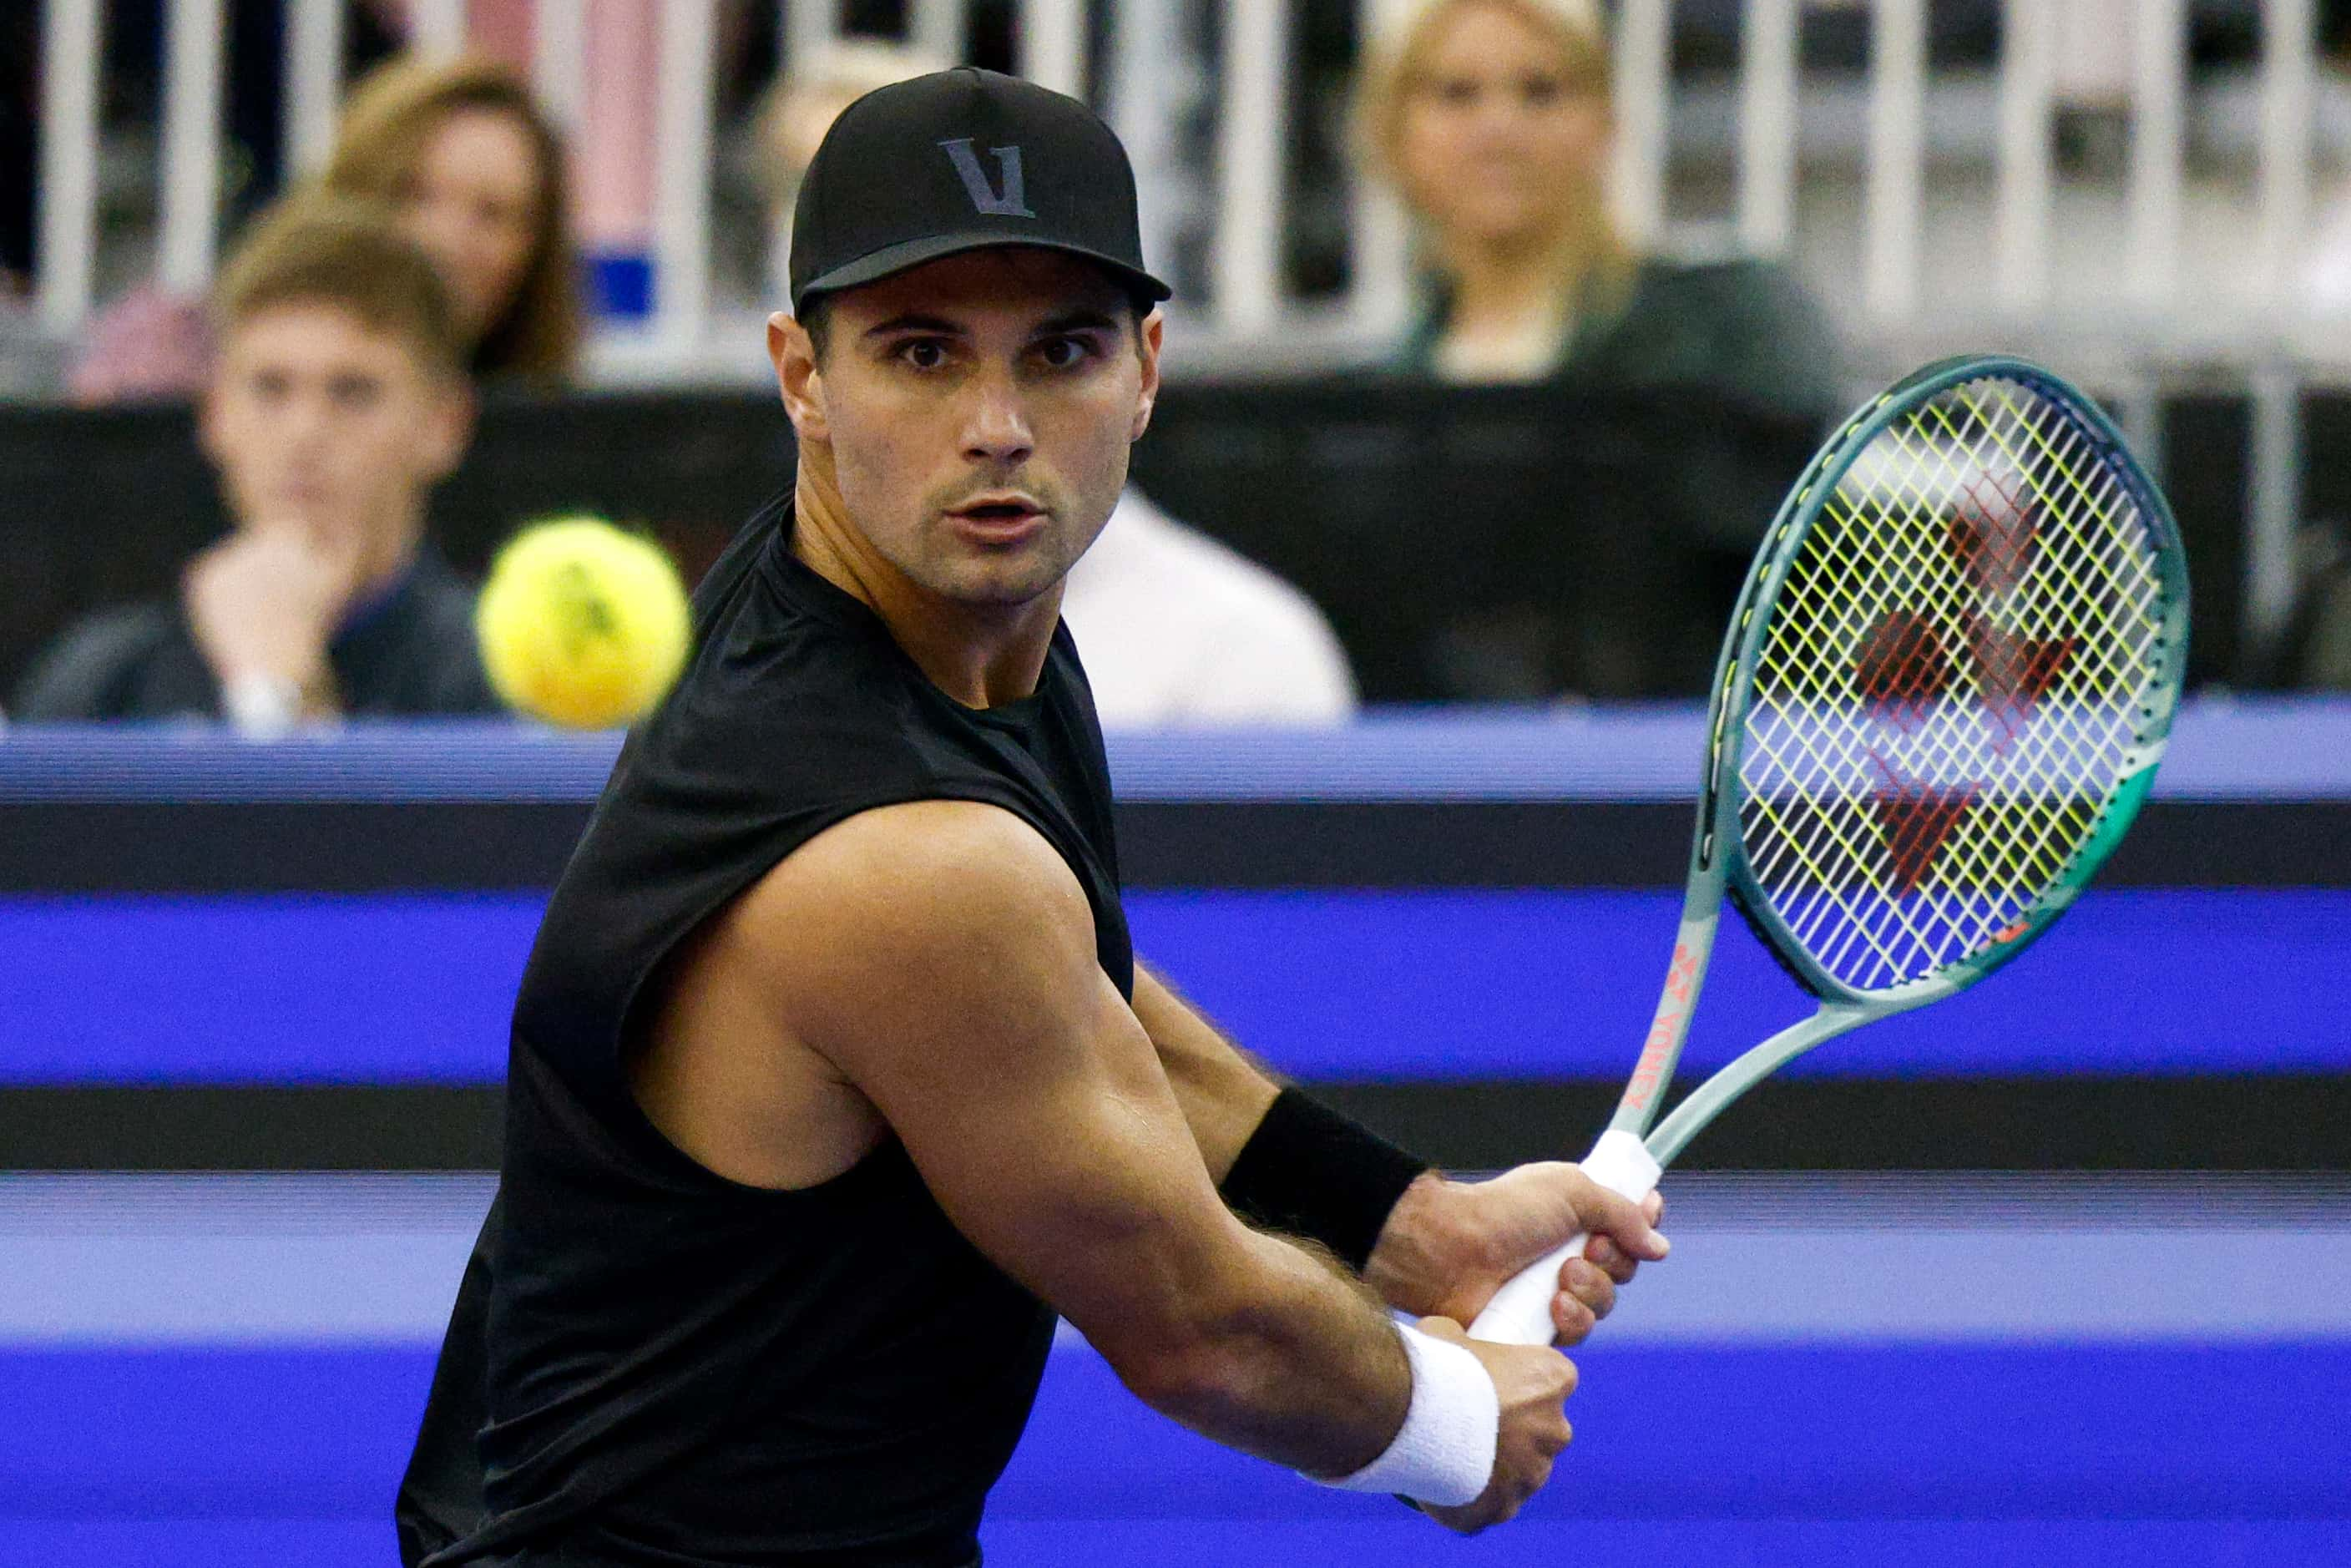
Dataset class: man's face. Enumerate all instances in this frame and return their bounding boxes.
[201,302,468,558]
[776,248,1160,609]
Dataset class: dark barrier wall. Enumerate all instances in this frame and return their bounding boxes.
[2,381,2300,702]
[3,710,2345,1173]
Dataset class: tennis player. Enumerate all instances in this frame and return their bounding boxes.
[398,68,1667,1568]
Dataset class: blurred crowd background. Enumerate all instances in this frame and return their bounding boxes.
[9,0,2351,726]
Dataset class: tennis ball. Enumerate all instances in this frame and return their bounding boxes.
[476,517,691,729]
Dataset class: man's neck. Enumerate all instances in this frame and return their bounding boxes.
[790,463,1061,711]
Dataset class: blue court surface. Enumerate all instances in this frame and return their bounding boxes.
[3,1340,2348,1567]
[3,1174,2347,1567]
[4,888,2346,1084]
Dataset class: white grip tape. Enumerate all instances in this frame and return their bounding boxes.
[1312,1321,1499,1508]
[1465,1130,1663,1347]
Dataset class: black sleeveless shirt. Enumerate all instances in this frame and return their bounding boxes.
[405,498,1134,1567]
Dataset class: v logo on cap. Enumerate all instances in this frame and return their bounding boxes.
[938,139,1035,219]
[790,69,1168,310]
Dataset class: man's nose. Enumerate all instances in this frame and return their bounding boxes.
[282,389,333,446]
[961,374,1034,466]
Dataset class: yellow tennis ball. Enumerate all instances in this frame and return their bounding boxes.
[476,518,691,729]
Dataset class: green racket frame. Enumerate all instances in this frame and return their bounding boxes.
[1633,354,2191,1168]
[1467,356,2190,1347]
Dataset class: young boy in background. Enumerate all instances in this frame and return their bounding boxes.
[13,197,498,731]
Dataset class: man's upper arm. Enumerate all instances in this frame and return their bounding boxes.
[730,800,1251,1368]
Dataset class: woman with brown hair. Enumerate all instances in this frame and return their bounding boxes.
[322,53,580,385]
[1356,0,1834,407]
[69,53,580,401]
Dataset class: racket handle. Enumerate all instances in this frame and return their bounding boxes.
[1466,1130,1663,1347]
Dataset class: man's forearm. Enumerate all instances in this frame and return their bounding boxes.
[1129,963,1281,1181]
[1125,1226,1410,1478]
[1114,969,1510,1505]
[1132,963,1433,1282]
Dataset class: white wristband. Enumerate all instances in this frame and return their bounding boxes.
[221,674,301,739]
[1311,1322,1499,1508]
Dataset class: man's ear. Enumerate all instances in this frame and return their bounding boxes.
[1129,308,1165,444]
[417,375,475,485]
[770,311,830,444]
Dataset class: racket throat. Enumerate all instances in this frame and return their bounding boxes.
[1611,908,1724,1138]
[1644,1004,1879,1168]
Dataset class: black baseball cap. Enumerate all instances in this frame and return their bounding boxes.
[788,68,1172,314]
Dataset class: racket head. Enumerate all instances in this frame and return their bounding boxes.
[1697,356,2188,1009]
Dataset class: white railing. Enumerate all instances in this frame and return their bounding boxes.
[35,1,2349,358]
[1862,0,1925,322]
[1737,0,1801,258]
[34,0,100,337]
[2128,0,2187,306]
[24,0,2351,663]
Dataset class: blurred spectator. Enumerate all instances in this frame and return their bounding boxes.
[1356,0,1838,410]
[1352,0,1839,699]
[2293,521,2351,688]
[69,53,579,403]
[764,45,1358,725]
[322,53,580,382]
[1062,490,1357,726]
[14,197,498,729]
[751,38,952,297]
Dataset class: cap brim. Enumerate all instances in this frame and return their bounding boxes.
[792,233,1172,313]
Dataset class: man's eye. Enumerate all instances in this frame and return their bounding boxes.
[1035,336,1093,370]
[898,340,949,370]
[1433,77,1480,108]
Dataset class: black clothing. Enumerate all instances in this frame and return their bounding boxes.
[402,497,1133,1568]
[1394,257,1838,701]
[1397,255,1841,428]
[8,544,498,721]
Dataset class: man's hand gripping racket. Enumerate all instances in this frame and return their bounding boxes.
[1472,356,2192,1345]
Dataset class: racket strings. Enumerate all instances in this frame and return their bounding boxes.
[1755,427,2135,980]
[1745,431,2048,977]
[1753,391,2156,981]
[1737,375,2171,993]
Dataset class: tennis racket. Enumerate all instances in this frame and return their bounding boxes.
[1469,355,2191,1346]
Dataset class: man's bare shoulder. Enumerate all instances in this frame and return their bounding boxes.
[756,797,1088,933]
[715,798,1100,1050]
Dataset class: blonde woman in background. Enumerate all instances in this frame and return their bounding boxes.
[1358,0,1836,415]
[1354,0,1840,698]
[71,54,580,402]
